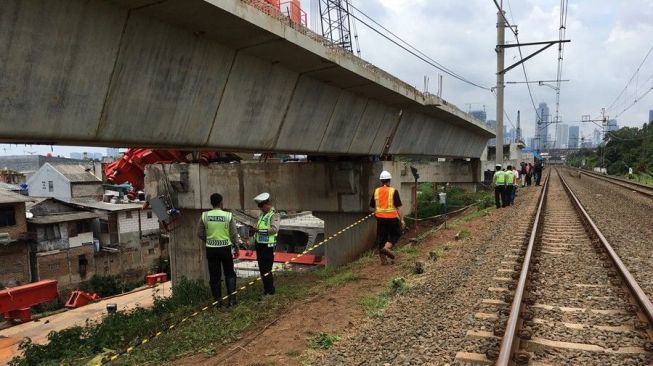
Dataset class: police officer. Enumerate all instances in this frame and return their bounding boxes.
[252,192,280,295]
[493,164,506,209]
[197,193,241,307]
[505,165,515,207]
[370,171,404,265]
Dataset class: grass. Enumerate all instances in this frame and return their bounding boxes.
[308,332,341,350]
[359,277,411,318]
[286,350,301,357]
[457,228,471,240]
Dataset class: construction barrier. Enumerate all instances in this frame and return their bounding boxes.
[98,212,375,365]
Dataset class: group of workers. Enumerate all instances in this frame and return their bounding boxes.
[197,169,407,306]
[493,160,544,208]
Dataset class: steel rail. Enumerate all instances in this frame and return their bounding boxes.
[559,171,653,326]
[496,172,550,365]
[577,169,653,198]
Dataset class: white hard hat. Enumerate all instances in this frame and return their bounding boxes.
[379,171,392,180]
[495,164,502,168]
[254,192,271,204]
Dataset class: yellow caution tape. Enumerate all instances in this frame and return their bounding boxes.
[98,212,374,365]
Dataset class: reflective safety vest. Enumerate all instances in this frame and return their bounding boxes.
[505,170,515,186]
[494,171,506,186]
[255,210,277,247]
[374,186,399,219]
[202,209,232,248]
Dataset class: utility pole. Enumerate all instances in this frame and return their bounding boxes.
[495,2,505,166]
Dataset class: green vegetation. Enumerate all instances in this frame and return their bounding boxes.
[78,275,142,298]
[10,276,314,366]
[567,124,653,177]
[457,228,471,240]
[308,332,341,350]
[408,184,493,222]
[285,350,301,357]
[359,277,411,318]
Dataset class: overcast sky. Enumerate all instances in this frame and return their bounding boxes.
[2,0,652,157]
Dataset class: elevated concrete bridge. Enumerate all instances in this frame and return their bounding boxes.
[0,0,493,156]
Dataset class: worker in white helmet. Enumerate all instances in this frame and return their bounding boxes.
[252,192,281,295]
[370,170,404,264]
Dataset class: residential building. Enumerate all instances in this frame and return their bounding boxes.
[568,126,580,148]
[27,163,103,201]
[0,155,87,181]
[535,103,550,150]
[606,119,619,132]
[555,124,569,149]
[69,200,164,281]
[27,198,99,289]
[0,190,32,287]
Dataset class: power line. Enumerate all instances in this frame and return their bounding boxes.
[346,3,492,91]
[606,45,653,112]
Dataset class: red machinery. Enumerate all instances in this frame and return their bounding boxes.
[104,149,240,200]
[0,280,58,322]
[65,291,100,309]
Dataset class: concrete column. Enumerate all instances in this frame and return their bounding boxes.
[167,209,209,284]
[314,212,376,267]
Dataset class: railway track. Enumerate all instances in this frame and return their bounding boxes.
[577,169,653,198]
[493,169,653,365]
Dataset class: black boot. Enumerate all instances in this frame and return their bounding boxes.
[226,277,238,307]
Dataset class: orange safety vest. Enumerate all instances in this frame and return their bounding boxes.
[374,186,399,219]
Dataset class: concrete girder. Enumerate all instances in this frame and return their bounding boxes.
[0,0,494,156]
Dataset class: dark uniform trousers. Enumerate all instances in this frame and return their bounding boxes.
[255,242,275,294]
[206,246,236,301]
[494,186,504,208]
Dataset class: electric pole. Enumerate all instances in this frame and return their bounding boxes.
[495,2,505,166]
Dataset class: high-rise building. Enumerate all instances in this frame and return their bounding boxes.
[470,110,487,123]
[106,148,119,157]
[528,137,536,148]
[593,128,602,146]
[649,110,653,123]
[504,125,510,144]
[70,152,83,160]
[606,119,619,132]
[535,103,550,150]
[568,126,580,148]
[486,120,497,146]
[555,124,569,149]
[515,111,522,143]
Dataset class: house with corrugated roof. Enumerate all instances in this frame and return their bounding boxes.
[26,163,103,200]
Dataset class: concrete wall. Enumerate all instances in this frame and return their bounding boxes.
[71,183,104,199]
[0,0,492,156]
[0,203,27,240]
[34,244,95,291]
[69,232,94,248]
[315,212,376,266]
[0,242,30,287]
[27,164,71,200]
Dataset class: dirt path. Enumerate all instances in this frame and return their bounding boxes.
[170,203,508,366]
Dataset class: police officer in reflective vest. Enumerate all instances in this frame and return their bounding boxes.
[197,193,241,307]
[493,164,506,209]
[504,165,515,208]
[252,192,281,295]
[370,171,405,264]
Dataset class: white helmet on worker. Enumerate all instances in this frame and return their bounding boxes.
[253,192,271,204]
[379,171,392,180]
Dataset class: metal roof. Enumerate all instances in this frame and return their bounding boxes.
[0,189,32,204]
[69,199,145,212]
[28,211,99,224]
[48,163,101,183]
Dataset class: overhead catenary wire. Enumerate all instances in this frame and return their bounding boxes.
[346,2,492,91]
[606,45,653,113]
